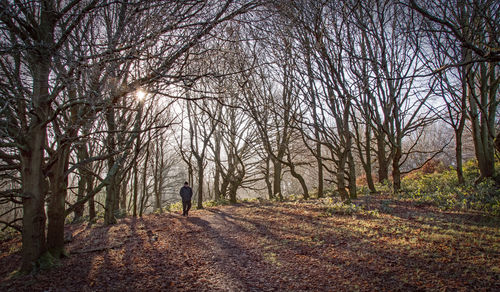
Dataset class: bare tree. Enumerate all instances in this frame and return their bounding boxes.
[0,0,260,273]
[410,0,499,181]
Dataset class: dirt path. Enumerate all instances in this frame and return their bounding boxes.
[1,200,499,291]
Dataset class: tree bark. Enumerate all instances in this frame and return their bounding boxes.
[73,144,89,222]
[287,152,309,199]
[455,128,465,185]
[272,158,283,200]
[139,141,150,217]
[469,62,496,181]
[264,154,274,200]
[104,107,118,225]
[196,158,204,209]
[348,147,357,199]
[88,173,96,222]
[20,49,53,272]
[213,130,222,200]
[47,144,71,258]
[392,145,402,191]
[20,144,48,273]
[376,133,390,183]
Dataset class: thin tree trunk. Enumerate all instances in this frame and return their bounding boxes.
[74,174,86,222]
[213,131,222,200]
[287,153,309,199]
[104,107,118,225]
[392,145,402,191]
[348,148,357,199]
[120,173,128,211]
[74,145,88,222]
[364,126,377,193]
[139,142,150,217]
[455,128,465,185]
[196,158,204,209]
[316,140,324,198]
[264,154,273,200]
[132,107,142,217]
[88,173,96,222]
[337,151,349,201]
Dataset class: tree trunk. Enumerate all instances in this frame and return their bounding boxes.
[139,142,150,217]
[376,133,389,183]
[73,175,86,222]
[228,179,238,204]
[316,140,324,198]
[272,158,283,201]
[196,158,204,209]
[337,150,349,201]
[20,148,48,273]
[104,107,118,225]
[264,155,273,200]
[455,128,465,185]
[120,175,128,211]
[287,153,309,200]
[392,145,402,191]
[88,174,96,222]
[348,148,357,199]
[47,145,71,258]
[363,124,377,193]
[73,145,88,222]
[469,62,496,181]
[153,147,163,213]
[20,53,52,273]
[220,171,229,199]
[132,107,142,217]
[132,162,139,217]
[213,131,222,200]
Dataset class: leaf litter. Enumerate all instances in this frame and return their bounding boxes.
[0,197,499,291]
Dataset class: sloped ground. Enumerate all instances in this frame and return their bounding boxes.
[1,197,499,291]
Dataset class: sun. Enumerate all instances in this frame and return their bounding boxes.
[136,89,147,101]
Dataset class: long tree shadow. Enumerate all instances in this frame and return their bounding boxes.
[201,208,421,291]
[179,215,277,291]
[205,205,499,291]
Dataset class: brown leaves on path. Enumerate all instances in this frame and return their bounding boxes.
[1,198,499,291]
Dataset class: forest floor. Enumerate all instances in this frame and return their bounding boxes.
[1,195,499,291]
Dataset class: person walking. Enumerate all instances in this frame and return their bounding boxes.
[179,181,193,216]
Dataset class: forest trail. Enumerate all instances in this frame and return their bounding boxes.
[1,199,499,291]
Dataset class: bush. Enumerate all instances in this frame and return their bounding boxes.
[166,201,183,212]
[203,199,231,208]
[0,227,19,243]
[400,159,500,216]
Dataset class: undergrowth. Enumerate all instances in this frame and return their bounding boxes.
[399,160,500,216]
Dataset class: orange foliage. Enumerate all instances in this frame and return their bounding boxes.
[405,159,446,180]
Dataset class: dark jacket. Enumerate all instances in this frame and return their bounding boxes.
[179,185,193,201]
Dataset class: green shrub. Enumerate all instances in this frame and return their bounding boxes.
[203,199,231,208]
[399,160,500,216]
[166,201,183,212]
[0,227,19,242]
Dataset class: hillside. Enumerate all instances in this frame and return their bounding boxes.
[1,196,499,291]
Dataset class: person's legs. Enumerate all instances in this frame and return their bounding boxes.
[182,201,187,216]
[186,200,192,216]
